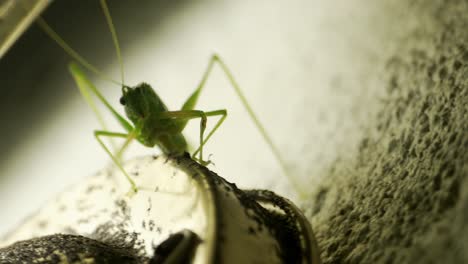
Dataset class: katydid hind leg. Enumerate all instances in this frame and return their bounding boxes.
[178,56,228,165]
[178,55,218,128]
[184,54,306,197]
[191,109,227,160]
[168,109,228,166]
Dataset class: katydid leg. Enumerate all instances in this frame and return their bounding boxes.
[115,121,143,161]
[94,130,138,193]
[69,63,133,133]
[115,132,136,161]
[192,109,227,160]
[183,54,306,197]
[160,110,207,164]
[69,63,133,153]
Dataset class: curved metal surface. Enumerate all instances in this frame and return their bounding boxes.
[1,154,322,263]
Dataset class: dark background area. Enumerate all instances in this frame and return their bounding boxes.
[0,0,188,174]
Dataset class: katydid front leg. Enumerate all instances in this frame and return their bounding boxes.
[94,130,138,193]
[70,64,140,192]
[69,63,134,156]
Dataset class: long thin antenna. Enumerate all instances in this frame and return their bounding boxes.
[36,17,120,86]
[100,0,125,86]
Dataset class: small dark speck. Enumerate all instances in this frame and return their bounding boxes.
[439,55,447,64]
[453,60,462,70]
[427,63,436,78]
[359,138,369,152]
[438,66,448,79]
[344,229,352,237]
[116,200,128,211]
[327,243,339,254]
[142,221,146,229]
[132,171,140,177]
[147,198,152,213]
[257,225,263,232]
[86,185,100,194]
[38,220,48,229]
[152,155,159,160]
[448,132,458,145]
[58,204,67,212]
[156,227,162,234]
[154,186,159,192]
[77,218,89,224]
[360,214,371,222]
[441,111,451,127]
[149,220,155,231]
[248,227,256,235]
[462,51,468,62]
[433,173,442,191]
[388,139,398,153]
[420,123,430,134]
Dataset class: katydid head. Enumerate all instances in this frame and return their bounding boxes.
[120,83,167,124]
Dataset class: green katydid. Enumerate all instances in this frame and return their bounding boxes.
[36,0,304,197]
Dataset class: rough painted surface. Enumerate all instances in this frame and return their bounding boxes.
[308,0,468,263]
[0,234,143,263]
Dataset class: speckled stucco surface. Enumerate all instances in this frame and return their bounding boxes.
[308,0,468,263]
[0,234,143,263]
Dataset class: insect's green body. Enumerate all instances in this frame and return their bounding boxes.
[120,84,187,154]
[37,0,306,197]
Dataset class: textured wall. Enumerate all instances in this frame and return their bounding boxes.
[308,0,468,263]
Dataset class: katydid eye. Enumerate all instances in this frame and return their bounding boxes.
[120,97,126,105]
